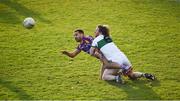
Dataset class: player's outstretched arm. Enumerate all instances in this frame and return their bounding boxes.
[61,49,81,58]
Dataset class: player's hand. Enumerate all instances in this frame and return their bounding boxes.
[61,50,68,55]
[94,52,100,58]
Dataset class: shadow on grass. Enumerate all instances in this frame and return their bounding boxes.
[0,0,51,24]
[0,9,21,24]
[106,79,161,100]
[0,78,33,100]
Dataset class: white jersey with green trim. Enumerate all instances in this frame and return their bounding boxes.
[92,34,131,66]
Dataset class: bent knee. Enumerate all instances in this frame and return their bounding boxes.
[102,75,108,81]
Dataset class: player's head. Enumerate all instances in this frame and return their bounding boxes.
[95,24,110,37]
[73,29,84,42]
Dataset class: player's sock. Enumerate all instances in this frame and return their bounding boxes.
[115,75,124,84]
[115,75,119,82]
[132,72,144,78]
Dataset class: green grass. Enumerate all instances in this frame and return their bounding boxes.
[0,0,180,100]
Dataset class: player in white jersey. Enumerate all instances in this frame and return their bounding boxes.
[90,25,155,82]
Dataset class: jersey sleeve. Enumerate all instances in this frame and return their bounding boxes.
[91,39,98,48]
[88,35,94,41]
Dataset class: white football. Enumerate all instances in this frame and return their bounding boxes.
[23,17,35,29]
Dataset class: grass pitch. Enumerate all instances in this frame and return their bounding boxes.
[0,0,180,100]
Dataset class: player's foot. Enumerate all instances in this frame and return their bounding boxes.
[144,73,155,81]
[115,75,124,84]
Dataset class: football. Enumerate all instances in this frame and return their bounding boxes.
[23,17,35,29]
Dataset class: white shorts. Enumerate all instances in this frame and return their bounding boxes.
[110,52,132,69]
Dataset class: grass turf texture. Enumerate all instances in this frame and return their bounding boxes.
[0,0,180,100]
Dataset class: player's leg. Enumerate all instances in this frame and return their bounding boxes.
[126,69,155,80]
[101,52,155,80]
[119,53,155,80]
[102,69,124,83]
[99,63,105,80]
[106,61,156,81]
[102,69,116,80]
[100,52,130,70]
[99,56,120,80]
[105,62,121,69]
[100,56,121,69]
[126,69,144,80]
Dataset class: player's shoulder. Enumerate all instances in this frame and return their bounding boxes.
[85,35,94,39]
[93,35,103,42]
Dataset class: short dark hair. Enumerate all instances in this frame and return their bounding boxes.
[74,29,84,34]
